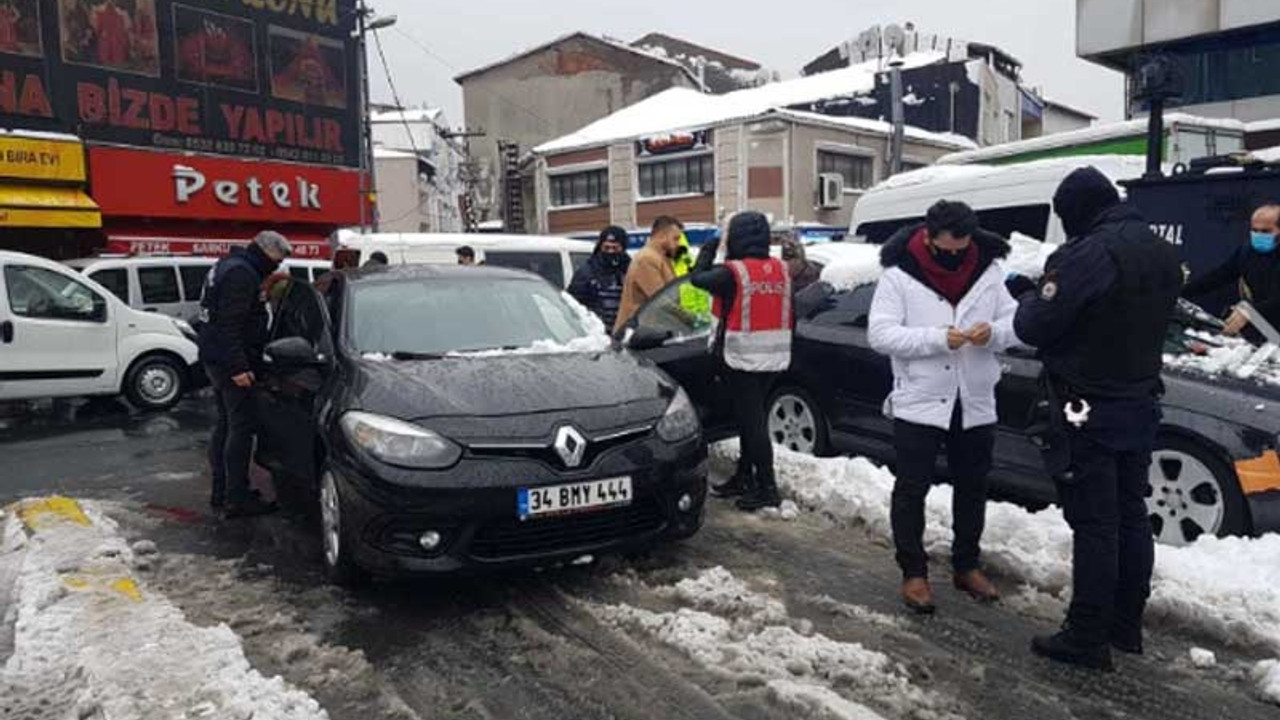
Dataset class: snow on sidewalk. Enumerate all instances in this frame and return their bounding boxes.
[0,496,328,720]
[711,442,1280,705]
[586,566,961,720]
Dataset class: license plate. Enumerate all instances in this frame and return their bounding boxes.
[518,477,632,520]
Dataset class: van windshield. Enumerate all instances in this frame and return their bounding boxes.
[346,278,590,356]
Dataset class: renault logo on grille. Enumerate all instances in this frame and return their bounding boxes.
[554,426,587,468]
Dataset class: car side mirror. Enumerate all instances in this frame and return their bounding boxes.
[627,326,674,351]
[265,336,322,366]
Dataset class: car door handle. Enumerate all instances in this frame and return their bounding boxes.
[1,321,11,344]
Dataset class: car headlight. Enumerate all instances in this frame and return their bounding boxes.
[339,411,462,469]
[656,387,700,443]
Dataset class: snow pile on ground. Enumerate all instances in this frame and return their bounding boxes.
[712,442,1280,704]
[0,497,328,720]
[588,566,959,720]
[1254,660,1280,704]
[1189,647,1217,668]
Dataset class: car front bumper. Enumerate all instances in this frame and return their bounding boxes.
[330,437,708,576]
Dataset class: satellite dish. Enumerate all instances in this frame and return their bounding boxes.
[884,24,907,56]
[858,28,879,61]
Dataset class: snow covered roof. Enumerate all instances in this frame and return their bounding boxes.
[453,31,700,88]
[372,108,457,155]
[1248,119,1280,134]
[373,147,418,160]
[939,113,1247,165]
[536,51,949,155]
[775,110,976,150]
[1040,97,1098,120]
[1252,146,1280,163]
[632,32,761,71]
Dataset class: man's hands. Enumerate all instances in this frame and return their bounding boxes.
[947,323,993,350]
[231,372,255,388]
[1223,308,1249,336]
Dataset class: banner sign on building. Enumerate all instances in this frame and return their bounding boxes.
[0,134,86,181]
[88,145,361,225]
[636,129,711,158]
[0,0,359,167]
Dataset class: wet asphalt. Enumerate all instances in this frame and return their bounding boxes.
[0,395,1277,720]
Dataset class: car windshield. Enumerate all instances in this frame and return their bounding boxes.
[347,277,593,356]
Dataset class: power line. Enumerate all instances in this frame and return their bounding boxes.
[371,28,422,159]
[389,27,555,133]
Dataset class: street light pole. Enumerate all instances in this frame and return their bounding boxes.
[354,3,397,233]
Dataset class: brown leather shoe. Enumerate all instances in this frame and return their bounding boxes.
[902,578,936,614]
[954,569,1000,603]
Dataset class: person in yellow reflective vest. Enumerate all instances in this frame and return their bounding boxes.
[672,231,712,325]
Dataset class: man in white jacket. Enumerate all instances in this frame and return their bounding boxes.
[869,200,1020,614]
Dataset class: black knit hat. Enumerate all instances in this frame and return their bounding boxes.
[598,225,629,246]
[727,211,771,259]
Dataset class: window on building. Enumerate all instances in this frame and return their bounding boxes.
[638,154,714,199]
[549,169,608,208]
[817,150,874,190]
[138,267,181,305]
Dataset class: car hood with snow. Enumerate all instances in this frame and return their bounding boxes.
[351,351,674,433]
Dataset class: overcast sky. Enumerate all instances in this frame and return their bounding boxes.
[364,0,1125,132]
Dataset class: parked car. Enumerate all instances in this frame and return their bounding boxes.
[335,232,594,289]
[255,263,707,583]
[0,251,200,411]
[63,255,332,324]
[622,275,1280,547]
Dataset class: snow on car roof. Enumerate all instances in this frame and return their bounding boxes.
[536,51,951,155]
[812,243,884,291]
[868,154,1149,194]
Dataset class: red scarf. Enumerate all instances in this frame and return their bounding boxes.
[906,228,979,305]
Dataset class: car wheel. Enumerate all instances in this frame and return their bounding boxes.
[124,354,185,412]
[767,386,828,456]
[1147,434,1250,546]
[319,467,368,586]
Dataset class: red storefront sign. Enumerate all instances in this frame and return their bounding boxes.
[103,227,333,259]
[88,146,363,225]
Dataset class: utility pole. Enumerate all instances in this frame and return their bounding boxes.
[353,2,396,233]
[888,58,905,177]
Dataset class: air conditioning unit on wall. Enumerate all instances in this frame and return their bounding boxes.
[818,173,845,209]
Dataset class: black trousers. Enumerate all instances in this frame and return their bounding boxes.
[1057,431,1155,645]
[891,403,995,579]
[725,369,776,488]
[207,366,259,507]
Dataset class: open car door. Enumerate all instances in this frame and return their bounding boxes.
[622,276,734,437]
[255,280,335,485]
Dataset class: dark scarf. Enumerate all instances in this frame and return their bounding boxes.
[906,228,979,306]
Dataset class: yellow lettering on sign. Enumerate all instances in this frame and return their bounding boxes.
[0,138,86,182]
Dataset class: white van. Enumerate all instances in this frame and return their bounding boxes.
[848,155,1151,246]
[0,251,200,411]
[63,256,332,323]
[338,233,595,289]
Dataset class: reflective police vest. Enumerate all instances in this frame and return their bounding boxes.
[713,258,793,372]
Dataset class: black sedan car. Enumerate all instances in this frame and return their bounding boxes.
[254,265,707,584]
[622,275,1280,547]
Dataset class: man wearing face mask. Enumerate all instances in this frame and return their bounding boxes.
[869,200,1019,614]
[568,225,632,329]
[1182,203,1280,341]
[198,230,292,519]
[1013,167,1182,671]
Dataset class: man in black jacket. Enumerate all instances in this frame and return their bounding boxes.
[568,225,631,329]
[1182,203,1280,340]
[198,231,292,518]
[1013,168,1182,671]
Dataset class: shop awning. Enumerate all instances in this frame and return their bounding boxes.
[0,185,101,229]
[103,226,332,260]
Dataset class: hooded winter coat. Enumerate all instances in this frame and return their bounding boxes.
[568,237,632,329]
[690,211,785,362]
[197,244,277,376]
[868,224,1020,430]
[783,239,823,292]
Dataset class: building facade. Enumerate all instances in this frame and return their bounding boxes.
[1077,0,1280,121]
[372,109,466,233]
[454,33,702,225]
[534,111,969,237]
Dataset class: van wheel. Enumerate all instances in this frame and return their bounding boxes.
[767,386,828,456]
[1147,434,1250,546]
[319,467,368,587]
[124,354,185,412]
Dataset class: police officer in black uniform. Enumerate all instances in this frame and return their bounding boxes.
[198,230,292,518]
[1012,167,1182,671]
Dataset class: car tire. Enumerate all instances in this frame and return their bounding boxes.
[123,354,186,412]
[318,466,369,587]
[766,385,829,456]
[1147,434,1250,546]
